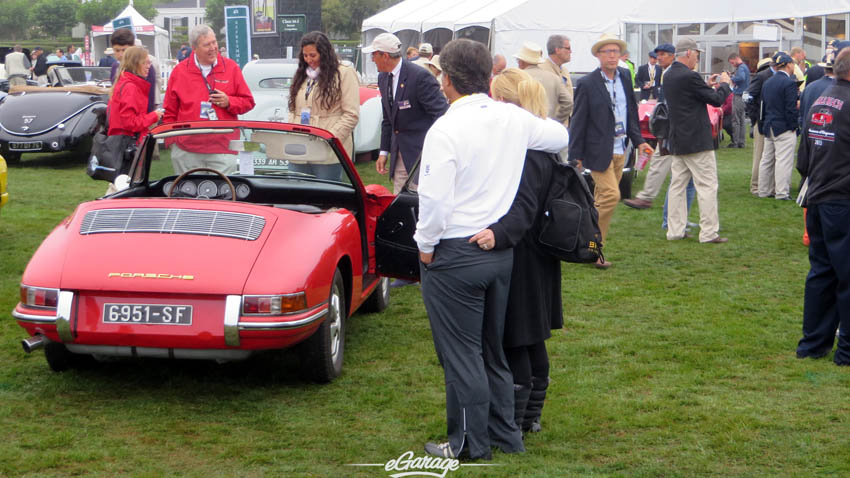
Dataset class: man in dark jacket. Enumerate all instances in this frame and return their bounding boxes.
[569,34,651,268]
[744,57,774,195]
[365,32,448,194]
[635,51,661,100]
[795,48,850,364]
[758,53,799,200]
[663,37,731,243]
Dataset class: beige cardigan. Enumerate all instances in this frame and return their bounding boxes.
[288,64,360,161]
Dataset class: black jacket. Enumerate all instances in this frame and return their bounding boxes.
[759,70,799,137]
[490,150,563,346]
[378,60,447,176]
[797,79,850,205]
[635,63,662,100]
[663,61,731,155]
[33,54,48,77]
[569,67,643,172]
[745,66,773,125]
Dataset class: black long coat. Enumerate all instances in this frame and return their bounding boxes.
[490,150,563,348]
[663,61,731,155]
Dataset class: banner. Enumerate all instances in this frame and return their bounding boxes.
[225,6,252,69]
[252,0,276,35]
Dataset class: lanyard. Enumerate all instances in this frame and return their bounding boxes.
[601,70,618,113]
[305,78,315,101]
[204,72,215,95]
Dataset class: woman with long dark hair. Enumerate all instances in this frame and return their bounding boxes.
[288,31,359,180]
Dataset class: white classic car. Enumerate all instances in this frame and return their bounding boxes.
[239,59,382,161]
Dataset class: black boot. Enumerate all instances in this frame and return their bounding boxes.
[523,376,549,433]
[513,383,531,433]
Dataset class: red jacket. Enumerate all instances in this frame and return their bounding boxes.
[163,53,255,154]
[108,71,159,145]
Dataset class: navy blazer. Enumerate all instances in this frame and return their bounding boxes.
[378,60,447,176]
[568,67,643,172]
[635,63,662,100]
[759,70,799,137]
[662,61,731,155]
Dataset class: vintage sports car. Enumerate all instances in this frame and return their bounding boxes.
[638,99,723,149]
[239,59,383,162]
[0,84,107,163]
[0,154,8,211]
[47,66,111,88]
[13,120,407,382]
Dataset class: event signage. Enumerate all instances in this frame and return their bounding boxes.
[112,16,133,33]
[225,6,252,68]
[278,15,307,33]
[252,0,276,35]
[752,24,779,41]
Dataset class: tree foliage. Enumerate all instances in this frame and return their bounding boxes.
[30,0,81,37]
[0,0,30,41]
[76,0,158,29]
[205,0,249,37]
[323,0,402,39]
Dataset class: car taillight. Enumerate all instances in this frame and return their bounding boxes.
[20,285,59,309]
[242,293,307,315]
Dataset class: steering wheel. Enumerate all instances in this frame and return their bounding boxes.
[168,167,237,201]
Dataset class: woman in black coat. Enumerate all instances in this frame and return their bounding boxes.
[471,68,564,434]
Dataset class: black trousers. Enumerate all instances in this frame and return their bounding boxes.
[420,238,524,459]
[798,201,850,363]
[505,342,549,386]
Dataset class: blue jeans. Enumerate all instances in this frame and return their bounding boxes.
[662,178,695,229]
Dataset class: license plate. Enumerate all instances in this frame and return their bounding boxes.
[9,141,43,151]
[102,304,193,325]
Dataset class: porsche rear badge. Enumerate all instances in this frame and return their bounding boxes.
[108,273,194,280]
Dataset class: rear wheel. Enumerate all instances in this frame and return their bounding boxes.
[362,276,390,313]
[44,342,77,372]
[300,269,346,382]
[3,152,21,164]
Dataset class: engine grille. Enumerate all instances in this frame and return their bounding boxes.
[80,208,266,241]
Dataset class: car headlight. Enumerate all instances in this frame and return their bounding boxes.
[242,293,307,315]
[20,285,59,309]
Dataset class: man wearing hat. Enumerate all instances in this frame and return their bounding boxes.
[636,50,662,101]
[99,48,117,68]
[744,56,775,195]
[758,52,799,201]
[569,34,651,268]
[663,37,731,243]
[515,42,571,124]
[365,33,447,194]
[413,42,434,75]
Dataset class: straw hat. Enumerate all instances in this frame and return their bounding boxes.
[424,54,441,72]
[591,33,627,56]
[104,47,114,55]
[513,42,545,64]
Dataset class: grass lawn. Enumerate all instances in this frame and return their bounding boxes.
[1,139,847,478]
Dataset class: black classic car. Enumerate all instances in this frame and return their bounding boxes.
[0,78,108,163]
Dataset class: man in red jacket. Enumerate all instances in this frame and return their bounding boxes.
[163,24,255,174]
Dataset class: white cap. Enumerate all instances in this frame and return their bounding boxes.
[419,42,433,54]
[362,33,402,55]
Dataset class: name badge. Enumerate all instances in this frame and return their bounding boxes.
[200,101,218,121]
[398,100,411,110]
[614,120,626,138]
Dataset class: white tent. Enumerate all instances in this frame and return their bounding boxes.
[362,0,850,78]
[90,3,171,64]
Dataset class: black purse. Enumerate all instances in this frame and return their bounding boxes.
[86,84,138,182]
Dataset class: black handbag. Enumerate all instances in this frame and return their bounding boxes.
[86,84,137,182]
[537,158,604,264]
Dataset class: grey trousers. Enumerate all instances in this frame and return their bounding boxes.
[732,94,746,147]
[420,238,524,459]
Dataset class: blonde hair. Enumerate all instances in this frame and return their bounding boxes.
[490,68,548,118]
[110,47,149,98]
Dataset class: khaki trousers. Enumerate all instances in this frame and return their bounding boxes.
[666,150,721,242]
[590,154,625,242]
[392,152,409,194]
[758,129,796,199]
[751,125,765,195]
[635,148,671,202]
[170,144,237,175]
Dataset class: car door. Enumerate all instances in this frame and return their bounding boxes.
[375,165,420,281]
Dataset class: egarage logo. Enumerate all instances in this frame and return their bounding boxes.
[348,451,499,477]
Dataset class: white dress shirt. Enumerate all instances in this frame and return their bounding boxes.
[379,60,404,157]
[414,94,570,253]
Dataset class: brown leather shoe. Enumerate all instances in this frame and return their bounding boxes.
[594,257,612,269]
[702,236,728,243]
[668,232,692,240]
[623,198,652,209]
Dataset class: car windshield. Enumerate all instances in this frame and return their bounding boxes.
[137,125,352,189]
[58,67,111,85]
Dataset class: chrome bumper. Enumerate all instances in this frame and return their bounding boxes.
[223,295,328,346]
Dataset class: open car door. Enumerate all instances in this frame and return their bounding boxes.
[375,163,420,281]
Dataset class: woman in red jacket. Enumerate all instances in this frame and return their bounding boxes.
[108,46,162,146]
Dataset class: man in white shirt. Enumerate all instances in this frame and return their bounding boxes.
[415,39,569,461]
[4,45,31,86]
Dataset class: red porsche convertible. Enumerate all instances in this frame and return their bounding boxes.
[12,120,420,382]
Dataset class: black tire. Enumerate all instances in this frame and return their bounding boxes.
[362,276,390,313]
[300,269,346,383]
[44,342,75,372]
[4,152,21,164]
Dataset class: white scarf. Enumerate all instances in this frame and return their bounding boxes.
[306,67,320,80]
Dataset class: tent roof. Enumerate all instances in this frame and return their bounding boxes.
[622,0,850,24]
[92,3,166,35]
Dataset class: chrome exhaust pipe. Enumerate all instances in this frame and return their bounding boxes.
[22,335,46,353]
